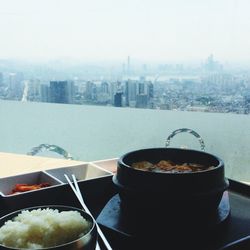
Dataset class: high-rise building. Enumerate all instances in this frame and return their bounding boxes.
[85,81,97,101]
[0,72,3,86]
[125,81,129,106]
[101,82,109,94]
[110,81,122,103]
[114,92,123,107]
[147,82,154,99]
[127,56,130,75]
[125,80,137,107]
[96,81,110,104]
[67,81,75,103]
[147,82,154,108]
[137,82,147,95]
[28,79,41,101]
[40,84,50,102]
[49,81,74,104]
[136,94,148,108]
[7,72,24,100]
[135,80,154,108]
[204,54,223,72]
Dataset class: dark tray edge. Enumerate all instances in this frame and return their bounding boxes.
[228,178,250,197]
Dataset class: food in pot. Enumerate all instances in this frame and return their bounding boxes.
[132,160,214,173]
[0,208,91,249]
[10,183,51,194]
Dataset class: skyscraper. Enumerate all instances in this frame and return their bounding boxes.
[147,82,154,99]
[101,81,109,94]
[114,92,123,107]
[49,81,74,104]
[135,79,154,108]
[136,94,148,108]
[147,82,154,108]
[8,72,24,100]
[125,80,136,107]
[0,73,3,86]
[204,54,223,72]
[127,56,130,75]
[40,84,49,102]
[85,81,96,101]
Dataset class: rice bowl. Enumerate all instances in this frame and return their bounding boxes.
[0,206,97,250]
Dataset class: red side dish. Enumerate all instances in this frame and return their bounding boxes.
[11,183,51,194]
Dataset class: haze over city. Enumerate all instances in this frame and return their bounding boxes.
[0,0,250,63]
[1,0,250,116]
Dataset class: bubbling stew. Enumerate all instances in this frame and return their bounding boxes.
[132,160,215,173]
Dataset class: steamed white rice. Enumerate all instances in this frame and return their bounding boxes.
[0,208,91,249]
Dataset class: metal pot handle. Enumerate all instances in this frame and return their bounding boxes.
[27,144,73,159]
[165,128,205,151]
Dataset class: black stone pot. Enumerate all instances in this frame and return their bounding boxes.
[113,148,229,217]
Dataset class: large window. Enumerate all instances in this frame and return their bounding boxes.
[0,0,249,183]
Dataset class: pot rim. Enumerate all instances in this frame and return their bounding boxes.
[118,147,224,176]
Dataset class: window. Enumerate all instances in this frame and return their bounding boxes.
[0,0,249,183]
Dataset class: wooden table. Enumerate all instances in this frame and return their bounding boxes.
[0,152,117,177]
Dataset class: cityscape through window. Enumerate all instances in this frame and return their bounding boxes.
[0,0,250,183]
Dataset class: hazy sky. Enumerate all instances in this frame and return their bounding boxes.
[0,0,250,62]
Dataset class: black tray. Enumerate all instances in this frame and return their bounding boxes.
[97,191,230,237]
[96,179,250,250]
[0,176,249,250]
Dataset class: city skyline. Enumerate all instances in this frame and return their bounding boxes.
[1,60,250,116]
[0,54,248,77]
[0,0,250,62]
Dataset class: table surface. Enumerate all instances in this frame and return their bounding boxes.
[0,152,117,177]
